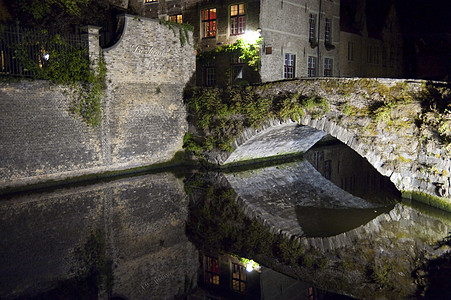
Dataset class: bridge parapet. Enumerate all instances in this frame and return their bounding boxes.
[200,78,450,210]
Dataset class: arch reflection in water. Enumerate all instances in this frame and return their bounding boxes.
[224,159,394,239]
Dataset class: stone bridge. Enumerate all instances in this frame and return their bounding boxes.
[206,78,451,210]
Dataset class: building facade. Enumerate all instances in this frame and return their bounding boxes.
[339,0,404,78]
[125,0,340,86]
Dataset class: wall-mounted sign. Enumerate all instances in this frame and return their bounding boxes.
[133,45,166,56]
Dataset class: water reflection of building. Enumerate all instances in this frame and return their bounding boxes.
[305,135,400,201]
[188,252,350,300]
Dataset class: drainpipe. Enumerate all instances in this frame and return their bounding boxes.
[317,0,322,77]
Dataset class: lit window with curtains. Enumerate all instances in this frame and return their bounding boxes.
[309,14,316,43]
[308,56,316,77]
[284,53,295,79]
[204,256,219,285]
[230,4,245,35]
[202,8,217,38]
[232,263,246,293]
[324,58,333,77]
[169,14,183,23]
[325,18,331,44]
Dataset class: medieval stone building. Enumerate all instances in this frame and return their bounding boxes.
[124,0,341,86]
[339,0,404,78]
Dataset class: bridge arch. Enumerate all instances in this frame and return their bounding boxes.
[203,78,450,209]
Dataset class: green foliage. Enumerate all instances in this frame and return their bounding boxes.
[417,85,451,150]
[12,32,105,127]
[26,0,92,19]
[197,38,262,71]
[75,230,114,294]
[158,19,194,47]
[184,86,330,156]
[14,34,91,84]
[68,56,105,127]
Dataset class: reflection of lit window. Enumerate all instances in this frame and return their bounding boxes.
[169,14,183,23]
[232,263,246,293]
[325,18,331,44]
[308,56,316,77]
[309,14,316,43]
[230,4,245,35]
[324,58,333,77]
[284,53,295,79]
[202,8,217,38]
[205,256,219,285]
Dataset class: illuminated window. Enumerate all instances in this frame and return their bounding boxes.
[284,53,295,79]
[202,8,216,38]
[309,14,316,43]
[144,0,158,3]
[325,18,331,44]
[324,58,333,77]
[230,4,245,35]
[308,56,316,77]
[205,256,219,285]
[232,263,246,293]
[231,52,244,81]
[169,14,183,23]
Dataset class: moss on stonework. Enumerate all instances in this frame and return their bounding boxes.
[402,191,451,212]
[183,86,330,157]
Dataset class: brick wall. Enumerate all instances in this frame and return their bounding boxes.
[0,15,195,189]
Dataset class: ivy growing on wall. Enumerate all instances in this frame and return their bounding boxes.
[158,19,194,47]
[197,38,262,71]
[13,33,105,127]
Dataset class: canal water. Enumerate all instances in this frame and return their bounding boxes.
[0,137,450,299]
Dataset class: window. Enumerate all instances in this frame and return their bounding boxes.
[309,14,316,43]
[325,18,331,44]
[144,0,158,3]
[169,14,183,23]
[347,42,354,61]
[204,60,216,86]
[232,263,246,293]
[230,4,245,35]
[205,256,219,285]
[284,53,296,79]
[324,58,333,77]
[231,52,244,81]
[202,8,217,38]
[308,56,316,77]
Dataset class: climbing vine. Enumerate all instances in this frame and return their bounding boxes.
[197,38,262,71]
[158,19,194,47]
[12,32,105,127]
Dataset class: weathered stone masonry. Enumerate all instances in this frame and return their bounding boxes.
[0,15,195,189]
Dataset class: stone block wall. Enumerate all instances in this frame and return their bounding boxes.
[0,15,195,189]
